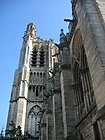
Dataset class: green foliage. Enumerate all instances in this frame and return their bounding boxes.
[1,121,34,140]
[5,121,22,139]
[15,126,22,137]
[0,128,34,140]
[6,121,16,138]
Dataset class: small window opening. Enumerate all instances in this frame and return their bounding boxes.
[33,86,35,92]
[40,72,42,77]
[36,87,38,97]
[29,86,31,91]
[40,87,42,91]
[43,87,46,90]
[37,72,39,77]
[30,72,32,75]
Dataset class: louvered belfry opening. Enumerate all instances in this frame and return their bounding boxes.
[40,49,45,67]
[31,48,37,67]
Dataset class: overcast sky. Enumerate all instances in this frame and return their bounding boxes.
[0,0,72,131]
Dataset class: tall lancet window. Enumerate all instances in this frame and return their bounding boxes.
[28,106,42,137]
[72,29,95,120]
[80,44,95,109]
[31,47,37,67]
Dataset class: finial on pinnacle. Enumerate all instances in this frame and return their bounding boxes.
[60,29,64,34]
[25,22,36,37]
[59,29,66,43]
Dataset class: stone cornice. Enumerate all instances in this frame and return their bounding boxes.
[10,96,27,103]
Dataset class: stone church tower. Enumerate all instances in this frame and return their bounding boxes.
[6,23,58,139]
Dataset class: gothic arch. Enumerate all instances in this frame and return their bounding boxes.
[28,105,42,137]
[72,28,82,57]
[71,28,95,119]
[28,105,41,117]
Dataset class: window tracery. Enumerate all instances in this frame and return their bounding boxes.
[72,30,95,120]
[28,106,42,137]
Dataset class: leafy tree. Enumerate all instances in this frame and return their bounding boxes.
[4,121,34,140]
[6,121,16,138]
[5,121,22,139]
[16,125,22,138]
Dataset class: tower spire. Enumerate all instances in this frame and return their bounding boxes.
[25,23,36,38]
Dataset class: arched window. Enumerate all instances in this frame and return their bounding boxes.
[28,106,42,137]
[80,44,94,108]
[37,72,39,77]
[73,61,84,118]
[30,72,32,75]
[72,29,95,119]
[40,72,42,77]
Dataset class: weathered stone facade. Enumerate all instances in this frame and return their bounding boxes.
[7,0,105,139]
[69,0,105,139]
[6,23,58,139]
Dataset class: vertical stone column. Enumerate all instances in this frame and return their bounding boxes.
[59,40,77,139]
[46,97,54,140]
[57,29,78,139]
[16,69,29,134]
[6,70,19,130]
[53,63,64,140]
[40,112,46,140]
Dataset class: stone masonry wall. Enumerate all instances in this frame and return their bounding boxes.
[95,0,105,30]
[53,63,64,140]
[75,0,105,139]
[76,0,105,111]
[60,43,77,140]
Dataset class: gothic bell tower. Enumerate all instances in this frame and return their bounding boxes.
[6,23,57,139]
